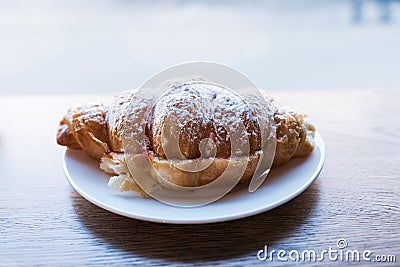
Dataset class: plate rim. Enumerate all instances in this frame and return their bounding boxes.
[63,132,325,224]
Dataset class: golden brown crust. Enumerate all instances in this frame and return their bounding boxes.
[56,103,109,160]
[147,84,261,160]
[271,104,315,166]
[148,153,260,187]
[272,106,304,166]
[57,90,316,191]
[57,122,81,149]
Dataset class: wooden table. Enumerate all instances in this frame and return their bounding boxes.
[0,91,399,266]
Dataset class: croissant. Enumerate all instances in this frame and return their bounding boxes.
[57,87,315,196]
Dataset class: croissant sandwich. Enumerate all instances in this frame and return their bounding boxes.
[57,81,315,197]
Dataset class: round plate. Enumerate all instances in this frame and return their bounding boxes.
[63,132,325,224]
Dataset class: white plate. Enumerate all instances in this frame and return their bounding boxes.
[63,132,325,224]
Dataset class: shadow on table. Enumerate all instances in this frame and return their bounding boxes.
[71,180,320,263]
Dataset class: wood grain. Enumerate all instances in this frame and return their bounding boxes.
[0,91,399,266]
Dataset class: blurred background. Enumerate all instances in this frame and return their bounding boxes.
[1,0,399,95]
